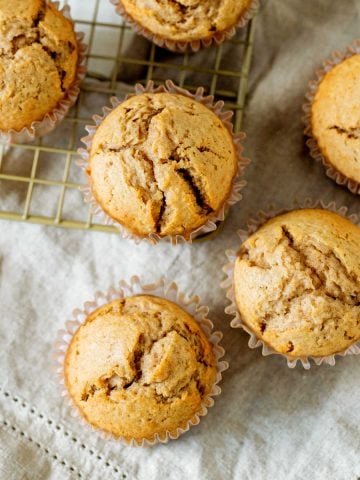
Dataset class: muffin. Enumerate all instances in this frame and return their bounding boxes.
[64,295,218,443]
[309,54,360,189]
[0,0,79,134]
[86,91,239,240]
[233,209,360,358]
[112,0,257,51]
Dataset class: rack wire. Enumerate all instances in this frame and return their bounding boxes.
[0,0,257,234]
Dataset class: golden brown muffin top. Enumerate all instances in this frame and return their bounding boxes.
[64,295,217,442]
[311,54,360,184]
[0,0,78,131]
[234,209,360,358]
[120,0,252,42]
[88,92,238,239]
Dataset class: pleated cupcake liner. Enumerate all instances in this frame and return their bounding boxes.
[110,0,260,52]
[78,79,249,245]
[0,1,87,144]
[54,276,228,446]
[303,39,360,195]
[221,198,360,370]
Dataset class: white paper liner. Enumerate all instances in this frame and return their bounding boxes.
[221,198,360,370]
[78,79,249,245]
[303,40,360,195]
[54,276,228,447]
[110,0,260,52]
[0,1,87,144]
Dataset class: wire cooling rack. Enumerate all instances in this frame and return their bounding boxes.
[0,0,257,234]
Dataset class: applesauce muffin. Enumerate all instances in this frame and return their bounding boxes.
[113,0,256,50]
[233,209,360,358]
[64,295,218,443]
[309,54,360,187]
[86,91,238,240]
[0,0,79,133]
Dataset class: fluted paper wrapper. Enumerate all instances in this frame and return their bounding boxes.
[221,199,360,370]
[0,1,86,144]
[110,0,260,52]
[54,276,228,446]
[303,40,360,195]
[78,80,249,245]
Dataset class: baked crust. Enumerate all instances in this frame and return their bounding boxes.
[88,92,238,238]
[234,209,360,357]
[64,295,217,442]
[119,0,253,43]
[311,54,360,184]
[0,0,78,131]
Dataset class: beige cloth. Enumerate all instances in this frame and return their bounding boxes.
[1,1,360,479]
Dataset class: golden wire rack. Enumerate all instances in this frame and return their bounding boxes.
[0,0,257,234]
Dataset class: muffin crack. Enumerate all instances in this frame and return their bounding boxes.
[32,0,46,27]
[127,333,145,386]
[280,226,359,307]
[196,145,227,160]
[259,320,267,333]
[168,0,191,14]
[176,167,214,214]
[241,224,360,336]
[151,0,222,30]
[137,108,165,142]
[99,104,168,231]
[102,326,210,402]
[9,39,67,92]
[153,371,204,404]
[81,383,99,402]
[39,45,67,91]
[136,151,166,232]
[238,246,271,270]
[3,0,75,93]
[100,106,165,151]
[281,226,323,287]
[329,125,360,140]
[156,196,166,233]
[310,241,359,286]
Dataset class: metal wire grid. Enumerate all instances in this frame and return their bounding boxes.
[0,0,257,234]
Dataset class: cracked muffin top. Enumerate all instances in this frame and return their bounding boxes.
[311,54,360,184]
[119,0,253,43]
[88,92,238,239]
[0,0,78,131]
[233,209,360,358]
[64,295,217,442]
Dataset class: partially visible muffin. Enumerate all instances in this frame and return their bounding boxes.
[87,92,238,239]
[0,0,79,132]
[64,295,218,442]
[233,209,360,358]
[116,0,254,46]
[310,54,360,186]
